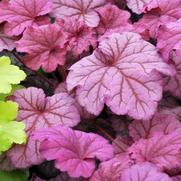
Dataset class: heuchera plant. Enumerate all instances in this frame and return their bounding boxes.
[0,0,180,180]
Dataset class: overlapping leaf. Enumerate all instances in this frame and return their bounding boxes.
[52,0,106,27]
[135,0,181,39]
[0,56,26,94]
[120,162,172,181]
[0,101,26,152]
[7,87,80,168]
[128,131,181,171]
[0,0,52,36]
[67,32,174,119]
[126,0,151,14]
[90,153,130,181]
[16,24,67,72]
[58,17,97,56]
[0,28,16,52]
[55,82,94,119]
[164,51,181,99]
[96,4,131,37]
[157,20,181,61]
[129,112,181,141]
[33,126,113,178]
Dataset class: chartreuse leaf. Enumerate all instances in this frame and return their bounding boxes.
[0,85,24,101]
[0,101,26,152]
[0,56,26,94]
[0,170,29,181]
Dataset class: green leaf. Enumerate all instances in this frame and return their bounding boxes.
[0,85,24,101]
[0,170,29,181]
[0,101,18,121]
[0,56,26,94]
[0,101,26,152]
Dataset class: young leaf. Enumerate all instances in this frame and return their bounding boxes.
[0,0,52,36]
[90,153,130,181]
[58,17,97,56]
[96,4,132,37]
[157,20,181,61]
[0,28,16,52]
[52,0,106,27]
[7,87,80,168]
[33,126,114,178]
[67,32,174,119]
[0,170,29,181]
[121,162,172,181]
[129,112,181,141]
[135,0,181,39]
[128,131,181,171]
[0,56,26,94]
[164,50,181,98]
[16,24,67,72]
[0,101,26,152]
[126,0,151,14]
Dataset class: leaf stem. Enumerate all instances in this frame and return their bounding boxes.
[58,65,67,81]
[96,125,114,142]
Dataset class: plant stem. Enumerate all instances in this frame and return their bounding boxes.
[96,125,114,142]
[58,65,67,81]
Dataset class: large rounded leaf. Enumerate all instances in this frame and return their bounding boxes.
[67,32,174,119]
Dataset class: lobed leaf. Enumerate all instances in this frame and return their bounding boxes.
[33,126,114,178]
[0,56,26,94]
[67,32,174,119]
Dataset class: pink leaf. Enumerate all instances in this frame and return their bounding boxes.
[96,5,131,36]
[90,153,131,181]
[172,176,181,181]
[52,0,106,27]
[55,82,94,120]
[67,32,174,119]
[135,0,181,39]
[126,0,151,14]
[164,51,181,99]
[7,138,43,168]
[128,131,181,171]
[16,24,67,72]
[58,17,97,56]
[121,162,172,181]
[0,28,16,51]
[7,87,80,168]
[157,20,181,61]
[33,126,114,178]
[161,107,181,122]
[0,0,52,36]
[129,112,181,141]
